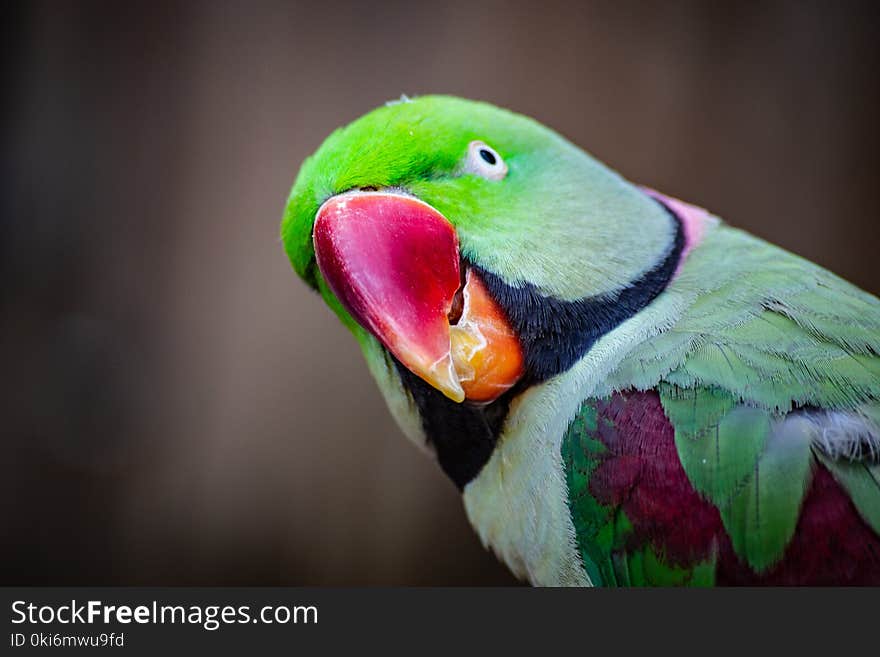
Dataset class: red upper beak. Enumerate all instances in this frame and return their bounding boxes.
[313,191,523,403]
[314,191,466,401]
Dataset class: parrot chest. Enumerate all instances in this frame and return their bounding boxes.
[459,290,691,585]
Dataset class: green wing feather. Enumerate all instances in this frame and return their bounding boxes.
[560,400,717,587]
[561,402,614,586]
[816,451,880,534]
[661,385,765,507]
[716,415,815,572]
[567,220,880,581]
[605,223,880,410]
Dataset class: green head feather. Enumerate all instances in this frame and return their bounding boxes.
[281,95,675,307]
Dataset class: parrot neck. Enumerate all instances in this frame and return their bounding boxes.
[394,361,512,489]
[399,197,687,489]
[480,200,685,385]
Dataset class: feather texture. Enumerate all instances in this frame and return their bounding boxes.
[563,391,880,584]
[603,222,880,413]
[564,207,880,584]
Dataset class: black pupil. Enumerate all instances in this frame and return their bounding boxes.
[478,148,497,165]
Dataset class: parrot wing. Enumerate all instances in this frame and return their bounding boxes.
[562,222,880,585]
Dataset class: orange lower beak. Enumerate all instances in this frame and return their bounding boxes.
[450,270,524,403]
[313,191,523,403]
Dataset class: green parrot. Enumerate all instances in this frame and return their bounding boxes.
[281,95,880,586]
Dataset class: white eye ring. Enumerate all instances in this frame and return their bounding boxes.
[463,140,508,181]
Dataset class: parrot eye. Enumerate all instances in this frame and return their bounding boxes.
[463,141,507,181]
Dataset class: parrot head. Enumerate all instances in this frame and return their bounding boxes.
[282,96,682,483]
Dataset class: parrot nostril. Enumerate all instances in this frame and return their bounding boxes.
[359,186,378,192]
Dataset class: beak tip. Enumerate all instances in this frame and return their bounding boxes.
[424,355,466,404]
[441,386,466,404]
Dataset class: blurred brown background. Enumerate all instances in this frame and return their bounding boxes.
[2,0,878,585]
